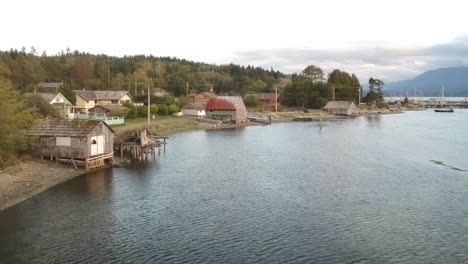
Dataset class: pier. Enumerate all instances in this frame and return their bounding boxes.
[117,129,167,160]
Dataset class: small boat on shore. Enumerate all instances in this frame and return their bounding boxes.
[434,108,454,113]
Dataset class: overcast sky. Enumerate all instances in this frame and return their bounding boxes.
[2,0,468,82]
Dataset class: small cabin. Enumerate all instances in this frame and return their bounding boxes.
[324,101,359,116]
[27,119,114,169]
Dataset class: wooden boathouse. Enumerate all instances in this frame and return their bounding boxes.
[27,119,114,169]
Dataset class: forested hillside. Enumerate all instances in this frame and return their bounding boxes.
[0,48,284,97]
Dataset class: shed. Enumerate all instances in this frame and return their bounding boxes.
[324,101,359,116]
[181,103,206,117]
[27,119,114,169]
[205,96,248,123]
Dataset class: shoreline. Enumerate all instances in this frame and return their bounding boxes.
[0,108,419,211]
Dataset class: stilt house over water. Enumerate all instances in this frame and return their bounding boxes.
[27,119,114,169]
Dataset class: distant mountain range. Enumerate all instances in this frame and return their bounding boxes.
[384,67,468,97]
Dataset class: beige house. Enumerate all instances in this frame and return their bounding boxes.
[74,90,132,113]
[324,101,359,116]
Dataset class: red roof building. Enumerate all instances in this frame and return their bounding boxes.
[205,96,247,123]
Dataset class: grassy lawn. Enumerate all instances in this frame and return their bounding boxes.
[124,115,172,124]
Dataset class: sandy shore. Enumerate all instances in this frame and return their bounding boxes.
[0,108,414,211]
[0,159,88,211]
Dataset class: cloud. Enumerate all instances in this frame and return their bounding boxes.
[230,36,468,83]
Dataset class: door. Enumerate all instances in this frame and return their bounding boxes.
[91,136,98,156]
[90,135,105,156]
[97,135,105,154]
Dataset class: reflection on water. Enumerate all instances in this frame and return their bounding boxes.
[364,114,382,126]
[85,168,113,195]
[1,110,468,264]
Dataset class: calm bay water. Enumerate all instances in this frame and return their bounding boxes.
[1,110,468,263]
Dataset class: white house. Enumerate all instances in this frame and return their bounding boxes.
[181,103,206,117]
[27,92,73,118]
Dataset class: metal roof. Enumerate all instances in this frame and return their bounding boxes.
[89,105,131,112]
[205,96,245,110]
[324,101,355,109]
[74,90,130,101]
[27,119,114,137]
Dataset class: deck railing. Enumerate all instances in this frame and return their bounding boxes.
[70,113,125,125]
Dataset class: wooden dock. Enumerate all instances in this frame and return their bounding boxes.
[117,129,167,160]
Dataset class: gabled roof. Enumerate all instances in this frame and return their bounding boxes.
[74,90,130,101]
[25,92,72,106]
[89,105,131,112]
[205,96,244,110]
[182,103,205,110]
[324,101,356,109]
[27,119,114,137]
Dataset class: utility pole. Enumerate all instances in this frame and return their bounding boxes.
[107,57,111,89]
[186,82,189,98]
[275,85,278,113]
[147,85,150,126]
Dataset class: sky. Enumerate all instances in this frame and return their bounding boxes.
[2,0,468,82]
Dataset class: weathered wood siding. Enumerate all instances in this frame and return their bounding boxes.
[85,123,114,157]
[35,123,114,159]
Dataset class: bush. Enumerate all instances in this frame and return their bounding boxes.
[23,94,61,118]
[244,96,259,107]
[150,104,159,115]
[168,104,179,114]
[158,104,168,115]
[136,106,148,117]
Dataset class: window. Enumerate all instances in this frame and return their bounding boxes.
[56,137,71,146]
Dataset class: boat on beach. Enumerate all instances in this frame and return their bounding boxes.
[434,107,454,113]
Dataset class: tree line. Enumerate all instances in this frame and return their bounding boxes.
[0,47,284,99]
[282,65,383,108]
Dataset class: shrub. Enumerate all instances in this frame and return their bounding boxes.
[158,104,168,115]
[136,106,148,117]
[168,104,179,114]
[150,104,159,115]
[244,96,259,107]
